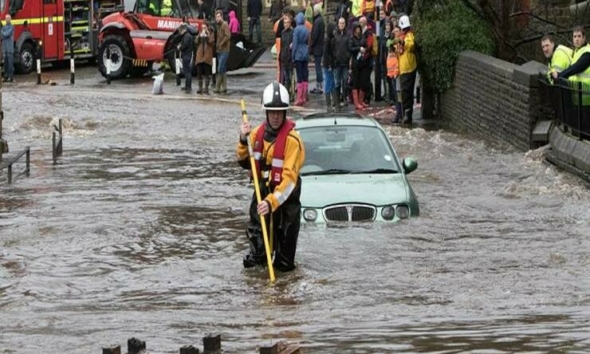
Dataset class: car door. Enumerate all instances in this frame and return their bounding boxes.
[42,0,61,59]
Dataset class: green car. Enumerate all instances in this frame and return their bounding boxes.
[295,113,420,223]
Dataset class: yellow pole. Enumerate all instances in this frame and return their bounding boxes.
[241,99,276,283]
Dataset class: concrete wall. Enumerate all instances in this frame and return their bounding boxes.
[440,50,550,151]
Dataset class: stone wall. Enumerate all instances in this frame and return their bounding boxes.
[440,50,550,151]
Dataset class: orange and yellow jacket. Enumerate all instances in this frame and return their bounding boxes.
[237,123,306,212]
[386,52,399,78]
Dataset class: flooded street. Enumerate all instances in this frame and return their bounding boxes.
[1,66,590,353]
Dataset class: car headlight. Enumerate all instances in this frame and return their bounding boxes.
[381,205,395,220]
[303,208,318,221]
[396,205,410,219]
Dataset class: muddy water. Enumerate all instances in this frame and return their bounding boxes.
[1,76,590,353]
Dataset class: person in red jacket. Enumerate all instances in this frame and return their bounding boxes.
[237,82,306,272]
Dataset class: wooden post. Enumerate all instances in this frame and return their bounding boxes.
[180,345,200,354]
[127,338,146,354]
[37,42,43,85]
[202,334,221,354]
[102,345,121,354]
[175,47,182,86]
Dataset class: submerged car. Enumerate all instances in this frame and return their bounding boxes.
[295,113,420,223]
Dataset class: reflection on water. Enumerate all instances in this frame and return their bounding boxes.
[1,87,590,353]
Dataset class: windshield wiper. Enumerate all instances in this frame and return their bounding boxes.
[352,168,398,174]
[301,168,353,176]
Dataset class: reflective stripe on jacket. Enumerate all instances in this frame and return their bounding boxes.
[236,120,306,212]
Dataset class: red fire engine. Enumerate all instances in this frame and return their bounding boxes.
[1,0,122,74]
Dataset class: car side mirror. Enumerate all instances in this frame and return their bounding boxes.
[403,157,418,174]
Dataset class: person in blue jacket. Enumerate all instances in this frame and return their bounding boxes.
[291,12,309,106]
[2,15,14,82]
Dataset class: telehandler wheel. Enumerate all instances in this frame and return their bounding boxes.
[16,42,35,75]
[98,34,132,80]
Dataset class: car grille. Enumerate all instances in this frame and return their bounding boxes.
[324,205,376,222]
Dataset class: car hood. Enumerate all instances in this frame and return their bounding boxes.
[301,174,409,207]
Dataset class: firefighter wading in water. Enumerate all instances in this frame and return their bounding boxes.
[237,82,306,272]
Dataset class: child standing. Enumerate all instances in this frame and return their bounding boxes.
[389,25,403,123]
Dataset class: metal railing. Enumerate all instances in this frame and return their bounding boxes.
[52,118,63,165]
[0,146,30,184]
[540,76,590,140]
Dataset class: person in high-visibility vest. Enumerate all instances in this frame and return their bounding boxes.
[553,26,590,106]
[162,0,173,16]
[237,82,305,272]
[541,35,572,75]
[393,14,416,124]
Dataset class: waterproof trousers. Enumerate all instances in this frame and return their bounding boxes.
[243,177,302,272]
[400,69,417,123]
[182,54,193,90]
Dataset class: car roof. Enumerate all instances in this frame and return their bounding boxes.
[292,112,382,129]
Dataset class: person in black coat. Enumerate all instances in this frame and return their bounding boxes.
[178,23,195,92]
[310,3,325,94]
[280,14,295,98]
[333,17,351,106]
[322,22,337,111]
[247,0,263,43]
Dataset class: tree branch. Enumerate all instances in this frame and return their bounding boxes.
[509,11,568,29]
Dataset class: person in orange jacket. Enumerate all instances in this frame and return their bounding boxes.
[237,82,306,272]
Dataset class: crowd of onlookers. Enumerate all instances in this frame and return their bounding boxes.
[264,0,417,124]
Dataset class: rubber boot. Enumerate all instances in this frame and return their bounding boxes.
[213,74,221,93]
[403,108,412,124]
[197,78,203,94]
[359,90,369,108]
[303,82,309,103]
[332,90,340,111]
[294,83,304,106]
[285,79,293,101]
[352,89,363,110]
[243,227,266,268]
[220,74,227,94]
[325,92,332,112]
[204,76,210,94]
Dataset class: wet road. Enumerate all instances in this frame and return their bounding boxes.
[1,66,590,353]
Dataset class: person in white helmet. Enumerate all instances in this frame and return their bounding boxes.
[237,82,306,272]
[392,14,417,124]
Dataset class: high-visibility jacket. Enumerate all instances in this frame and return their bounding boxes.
[237,121,306,212]
[351,0,362,17]
[162,0,173,15]
[570,43,590,105]
[362,0,375,16]
[398,30,417,74]
[550,44,573,72]
[386,53,399,78]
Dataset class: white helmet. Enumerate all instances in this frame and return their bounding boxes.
[398,15,411,30]
[262,81,290,111]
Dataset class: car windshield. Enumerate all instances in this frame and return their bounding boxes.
[298,125,400,176]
